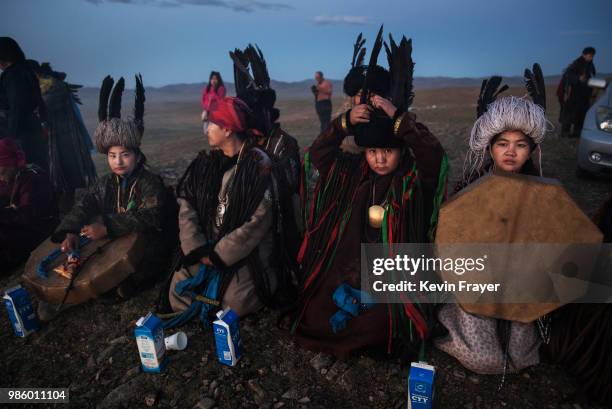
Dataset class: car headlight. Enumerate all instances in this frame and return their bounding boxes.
[597,106,612,132]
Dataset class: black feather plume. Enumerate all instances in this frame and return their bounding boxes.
[246,44,277,133]
[108,77,125,119]
[98,75,114,122]
[386,34,414,112]
[230,49,255,101]
[246,44,270,87]
[255,44,270,86]
[384,41,392,69]
[476,76,508,118]
[361,24,384,104]
[494,84,509,99]
[383,32,398,71]
[524,63,546,111]
[134,73,145,134]
[351,33,366,67]
[356,47,367,68]
[367,25,384,71]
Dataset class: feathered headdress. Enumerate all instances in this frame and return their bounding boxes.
[352,25,416,148]
[343,28,392,99]
[94,74,145,154]
[229,44,278,136]
[463,64,550,183]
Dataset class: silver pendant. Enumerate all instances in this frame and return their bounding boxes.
[216,201,226,228]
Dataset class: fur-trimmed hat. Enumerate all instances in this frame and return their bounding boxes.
[94,74,145,154]
[463,64,550,183]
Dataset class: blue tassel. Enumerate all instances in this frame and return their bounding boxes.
[162,264,221,330]
[329,283,376,334]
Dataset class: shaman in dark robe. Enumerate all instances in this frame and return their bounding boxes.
[0,37,48,169]
[50,74,173,300]
[294,111,447,359]
[169,97,288,318]
[293,29,448,359]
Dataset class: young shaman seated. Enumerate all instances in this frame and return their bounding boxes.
[168,97,281,318]
[294,30,448,359]
[40,75,170,319]
[436,82,549,374]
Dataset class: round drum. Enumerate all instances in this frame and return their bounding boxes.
[435,172,603,322]
[22,232,145,305]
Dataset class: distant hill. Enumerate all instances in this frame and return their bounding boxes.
[78,74,610,102]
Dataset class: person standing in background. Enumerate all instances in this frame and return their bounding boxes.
[558,47,596,138]
[201,71,226,122]
[312,71,333,132]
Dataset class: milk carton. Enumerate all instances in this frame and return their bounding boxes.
[3,285,39,337]
[213,308,242,366]
[134,312,167,373]
[408,361,435,409]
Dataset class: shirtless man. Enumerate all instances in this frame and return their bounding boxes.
[313,71,333,132]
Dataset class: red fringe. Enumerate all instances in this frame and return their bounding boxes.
[400,293,427,340]
[303,222,341,290]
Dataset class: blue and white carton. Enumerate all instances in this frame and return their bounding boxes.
[213,308,243,366]
[3,285,39,337]
[134,312,167,373]
[408,361,435,409]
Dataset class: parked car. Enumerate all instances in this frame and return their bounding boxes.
[577,78,612,177]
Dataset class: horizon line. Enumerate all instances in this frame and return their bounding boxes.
[75,72,612,89]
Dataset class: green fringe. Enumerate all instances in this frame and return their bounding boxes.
[301,151,312,233]
[427,154,449,241]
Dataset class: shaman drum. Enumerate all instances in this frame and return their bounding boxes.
[22,232,146,305]
[435,172,603,322]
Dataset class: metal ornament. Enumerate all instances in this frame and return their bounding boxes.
[215,200,227,228]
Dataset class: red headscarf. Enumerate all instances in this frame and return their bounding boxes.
[207,97,251,133]
[0,138,26,168]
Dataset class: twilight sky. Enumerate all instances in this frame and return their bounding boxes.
[2,0,611,87]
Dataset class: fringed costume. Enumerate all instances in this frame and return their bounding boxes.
[435,65,551,375]
[293,27,449,359]
[50,74,171,294]
[29,62,97,198]
[168,97,287,319]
